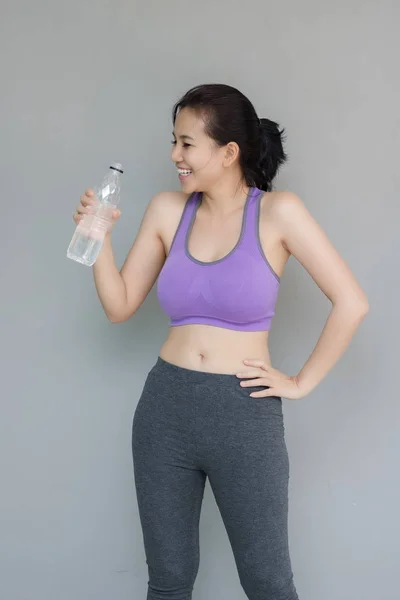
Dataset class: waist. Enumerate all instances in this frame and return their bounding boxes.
[159,323,271,375]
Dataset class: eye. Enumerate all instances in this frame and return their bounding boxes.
[171,140,191,148]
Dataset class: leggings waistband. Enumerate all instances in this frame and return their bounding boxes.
[153,356,243,386]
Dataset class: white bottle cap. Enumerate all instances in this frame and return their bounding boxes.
[110,162,124,174]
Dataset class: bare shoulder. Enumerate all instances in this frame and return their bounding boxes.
[259,189,303,220]
[264,190,319,245]
[140,189,187,230]
[148,190,190,252]
[266,190,307,220]
[150,189,188,210]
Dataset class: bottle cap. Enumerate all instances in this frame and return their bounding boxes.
[110,162,124,174]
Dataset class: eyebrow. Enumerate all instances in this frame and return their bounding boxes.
[172,132,195,141]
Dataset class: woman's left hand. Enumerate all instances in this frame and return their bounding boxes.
[236,359,308,400]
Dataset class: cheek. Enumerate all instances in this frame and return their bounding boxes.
[193,151,222,175]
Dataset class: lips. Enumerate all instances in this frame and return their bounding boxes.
[177,168,192,176]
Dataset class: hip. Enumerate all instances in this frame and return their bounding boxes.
[133,356,283,435]
[132,356,286,467]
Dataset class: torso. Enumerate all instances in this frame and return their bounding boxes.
[157,189,290,374]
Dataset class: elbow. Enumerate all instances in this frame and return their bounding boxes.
[354,301,369,325]
[107,315,127,324]
[108,315,124,324]
[359,299,370,316]
[355,291,370,317]
[106,311,128,324]
[107,308,135,323]
[335,294,370,320]
[331,285,369,316]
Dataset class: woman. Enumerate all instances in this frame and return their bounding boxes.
[74,84,369,600]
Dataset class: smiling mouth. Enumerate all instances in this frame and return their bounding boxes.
[177,168,192,177]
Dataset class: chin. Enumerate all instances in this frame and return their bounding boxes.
[180,179,198,193]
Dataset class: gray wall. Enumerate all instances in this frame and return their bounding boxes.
[1,1,398,599]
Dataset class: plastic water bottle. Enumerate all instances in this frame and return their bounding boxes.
[67,163,124,266]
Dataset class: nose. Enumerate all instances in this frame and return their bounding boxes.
[171,142,182,163]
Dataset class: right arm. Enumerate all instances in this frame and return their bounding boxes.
[80,191,169,323]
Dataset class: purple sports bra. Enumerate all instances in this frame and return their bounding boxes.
[156,186,280,332]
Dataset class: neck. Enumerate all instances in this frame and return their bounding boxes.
[200,176,252,216]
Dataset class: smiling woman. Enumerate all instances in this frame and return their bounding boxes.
[169,87,287,200]
[74,83,369,600]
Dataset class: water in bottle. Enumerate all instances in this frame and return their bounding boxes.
[67,162,124,266]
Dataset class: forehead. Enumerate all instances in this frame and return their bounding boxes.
[173,107,207,137]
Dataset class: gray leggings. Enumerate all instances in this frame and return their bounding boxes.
[132,356,299,600]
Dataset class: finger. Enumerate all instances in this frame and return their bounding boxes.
[80,190,96,207]
[236,369,264,379]
[249,388,278,398]
[81,198,96,208]
[240,378,268,388]
[76,205,91,214]
[243,359,268,370]
[112,209,121,219]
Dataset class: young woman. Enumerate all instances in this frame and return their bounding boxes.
[74,84,369,600]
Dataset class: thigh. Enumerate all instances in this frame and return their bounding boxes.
[132,370,207,586]
[208,425,291,568]
[204,386,296,595]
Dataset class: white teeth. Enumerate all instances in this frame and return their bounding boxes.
[178,168,192,175]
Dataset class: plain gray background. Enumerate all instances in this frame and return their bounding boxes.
[1,1,399,599]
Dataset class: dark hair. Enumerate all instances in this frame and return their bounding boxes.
[172,83,287,192]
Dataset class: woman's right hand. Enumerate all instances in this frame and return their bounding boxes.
[73,189,121,228]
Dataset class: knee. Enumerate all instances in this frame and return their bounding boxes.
[239,570,298,600]
[148,581,193,600]
[147,560,198,599]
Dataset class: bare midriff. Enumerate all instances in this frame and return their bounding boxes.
[159,324,271,374]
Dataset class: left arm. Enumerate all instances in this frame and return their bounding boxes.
[238,192,369,399]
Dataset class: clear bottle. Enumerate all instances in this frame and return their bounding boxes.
[67,162,124,267]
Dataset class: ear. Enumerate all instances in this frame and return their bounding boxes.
[223,141,240,167]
